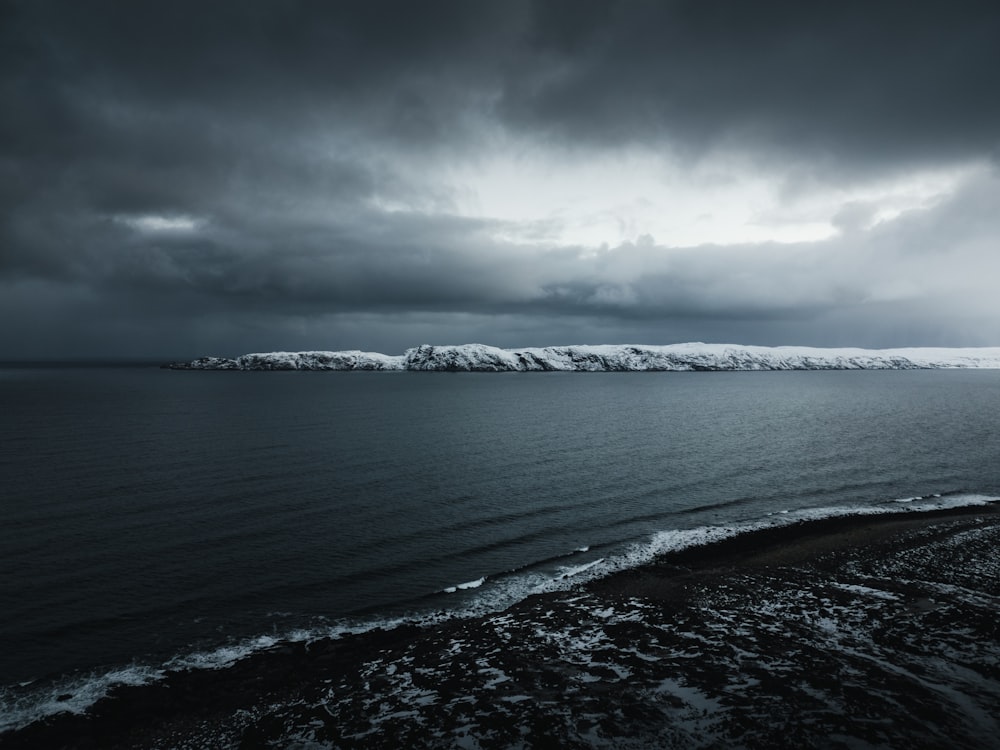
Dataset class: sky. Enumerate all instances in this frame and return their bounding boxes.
[3,0,1000,359]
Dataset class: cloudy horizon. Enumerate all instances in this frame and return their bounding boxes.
[3,0,999,359]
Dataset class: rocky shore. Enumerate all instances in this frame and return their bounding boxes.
[4,505,999,749]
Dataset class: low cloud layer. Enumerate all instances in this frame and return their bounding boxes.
[3,1,999,358]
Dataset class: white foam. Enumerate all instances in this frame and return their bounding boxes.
[166,633,283,671]
[0,664,163,733]
[442,577,487,594]
[890,492,944,503]
[557,558,606,579]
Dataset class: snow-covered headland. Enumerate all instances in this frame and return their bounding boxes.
[163,343,1000,371]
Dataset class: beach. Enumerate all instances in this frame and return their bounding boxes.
[5,503,999,749]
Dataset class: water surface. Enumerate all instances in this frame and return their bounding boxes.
[3,367,999,697]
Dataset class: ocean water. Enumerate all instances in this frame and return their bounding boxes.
[2,366,1000,732]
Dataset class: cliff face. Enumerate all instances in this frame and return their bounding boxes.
[164,343,1000,371]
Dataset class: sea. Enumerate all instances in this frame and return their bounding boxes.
[2,365,1000,740]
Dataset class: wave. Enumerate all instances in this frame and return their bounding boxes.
[603,492,998,580]
[442,577,486,593]
[557,558,606,580]
[0,665,163,734]
[3,491,997,734]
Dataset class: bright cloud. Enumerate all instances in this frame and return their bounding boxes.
[440,145,986,249]
[115,214,205,233]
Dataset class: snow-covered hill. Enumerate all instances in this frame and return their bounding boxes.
[164,343,1000,371]
[167,350,404,371]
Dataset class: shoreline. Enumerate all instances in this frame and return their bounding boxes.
[4,503,1000,748]
[594,500,1000,593]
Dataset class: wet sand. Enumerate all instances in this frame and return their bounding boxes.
[4,504,1000,749]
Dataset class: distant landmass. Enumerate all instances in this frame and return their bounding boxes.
[163,343,1000,371]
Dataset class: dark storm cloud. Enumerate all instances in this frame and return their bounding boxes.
[1,0,515,155]
[511,1,1000,165]
[3,0,1000,357]
[7,0,1000,177]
